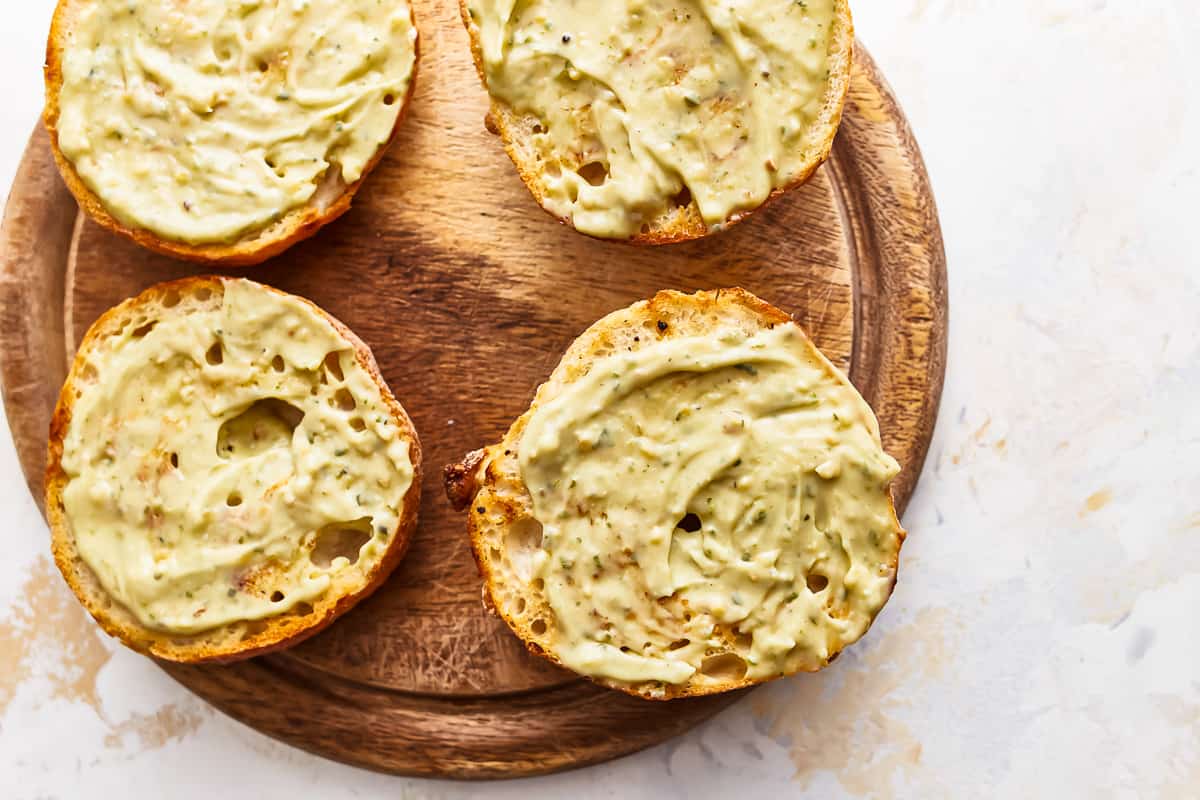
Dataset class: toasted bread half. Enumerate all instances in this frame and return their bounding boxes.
[46,276,422,662]
[43,0,420,266]
[446,288,904,699]
[460,0,853,243]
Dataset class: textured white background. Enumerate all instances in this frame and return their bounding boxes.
[2,1,1199,797]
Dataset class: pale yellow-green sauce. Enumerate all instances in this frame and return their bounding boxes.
[519,325,900,684]
[469,0,841,238]
[60,280,414,634]
[56,0,416,244]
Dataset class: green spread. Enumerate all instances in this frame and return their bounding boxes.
[519,325,900,685]
[60,280,414,634]
[55,0,416,244]
[469,0,842,238]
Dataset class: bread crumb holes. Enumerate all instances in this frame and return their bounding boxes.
[310,519,372,567]
[323,352,344,382]
[332,388,355,411]
[576,161,608,187]
[700,653,747,680]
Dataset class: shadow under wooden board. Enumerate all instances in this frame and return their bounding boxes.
[0,23,947,778]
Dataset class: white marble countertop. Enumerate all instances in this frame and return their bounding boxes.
[2,1,1198,797]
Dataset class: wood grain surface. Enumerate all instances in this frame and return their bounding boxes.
[0,5,947,776]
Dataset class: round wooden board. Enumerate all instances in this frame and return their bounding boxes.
[0,13,946,779]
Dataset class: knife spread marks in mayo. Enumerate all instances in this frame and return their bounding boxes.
[519,324,901,685]
[468,0,845,238]
[54,0,416,244]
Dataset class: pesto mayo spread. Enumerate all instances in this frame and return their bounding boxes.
[60,280,414,633]
[519,324,901,684]
[55,0,416,244]
[469,0,842,237]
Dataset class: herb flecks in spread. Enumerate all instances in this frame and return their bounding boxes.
[518,325,900,685]
[60,281,414,634]
[55,0,416,244]
[470,0,841,238]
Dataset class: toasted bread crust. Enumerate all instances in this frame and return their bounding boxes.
[445,288,904,699]
[42,1,420,266]
[458,1,853,245]
[46,276,423,662]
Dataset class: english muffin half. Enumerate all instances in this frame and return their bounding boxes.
[446,288,904,699]
[44,0,419,265]
[461,0,853,243]
[47,277,422,662]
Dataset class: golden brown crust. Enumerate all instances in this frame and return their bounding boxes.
[458,1,854,245]
[45,276,423,662]
[42,1,421,267]
[443,448,485,513]
[445,288,904,699]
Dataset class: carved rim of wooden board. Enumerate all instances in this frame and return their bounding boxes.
[0,45,947,779]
